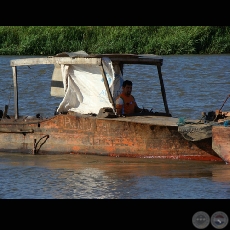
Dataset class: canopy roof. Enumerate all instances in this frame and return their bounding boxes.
[10,52,163,67]
[10,51,168,119]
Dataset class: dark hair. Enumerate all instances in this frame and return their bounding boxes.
[122,80,132,87]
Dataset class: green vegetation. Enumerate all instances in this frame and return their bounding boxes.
[0,26,229,55]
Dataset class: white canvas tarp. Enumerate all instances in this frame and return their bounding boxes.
[57,57,123,115]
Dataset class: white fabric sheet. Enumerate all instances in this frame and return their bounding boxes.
[57,57,123,114]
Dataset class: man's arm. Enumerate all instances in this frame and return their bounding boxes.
[116,96,124,116]
[134,104,149,113]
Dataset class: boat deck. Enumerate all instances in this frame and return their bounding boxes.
[0,113,202,127]
[99,115,179,126]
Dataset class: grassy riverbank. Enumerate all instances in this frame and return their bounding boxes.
[0,26,230,55]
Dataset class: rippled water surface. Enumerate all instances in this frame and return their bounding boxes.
[1,152,230,199]
[0,54,230,199]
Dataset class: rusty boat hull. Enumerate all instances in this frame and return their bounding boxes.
[1,52,226,162]
[212,125,230,164]
[0,114,223,162]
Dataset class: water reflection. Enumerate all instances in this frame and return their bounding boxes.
[0,153,230,199]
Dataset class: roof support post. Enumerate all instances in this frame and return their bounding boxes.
[100,64,116,114]
[12,66,19,119]
[157,64,170,115]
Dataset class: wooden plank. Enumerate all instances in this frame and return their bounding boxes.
[94,54,163,63]
[10,57,102,67]
[106,57,163,65]
[10,56,163,67]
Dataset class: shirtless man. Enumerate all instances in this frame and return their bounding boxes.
[115,80,148,116]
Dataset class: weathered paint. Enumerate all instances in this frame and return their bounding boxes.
[0,114,223,162]
[212,125,230,164]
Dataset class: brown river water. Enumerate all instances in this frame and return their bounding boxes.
[0,55,230,204]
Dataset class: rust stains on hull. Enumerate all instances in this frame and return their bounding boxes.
[212,125,230,164]
[0,114,223,162]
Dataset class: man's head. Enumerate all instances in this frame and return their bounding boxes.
[122,80,132,96]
